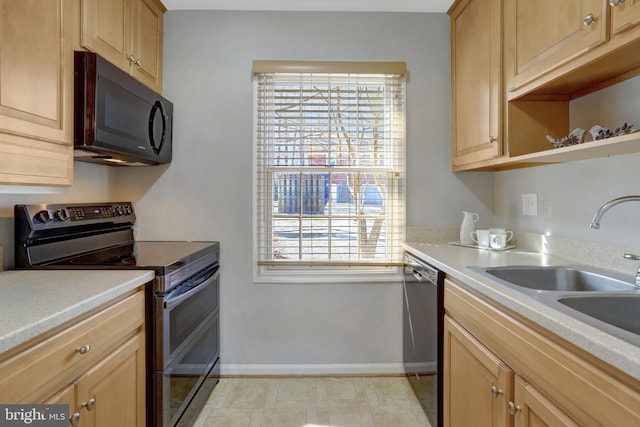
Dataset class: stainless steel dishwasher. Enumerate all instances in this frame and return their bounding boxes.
[403,251,444,427]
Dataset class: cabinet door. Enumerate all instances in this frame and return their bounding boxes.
[507,0,607,91]
[444,315,512,427]
[81,0,131,73]
[76,332,146,427]
[46,384,78,426]
[611,0,640,36]
[512,376,579,427]
[0,0,73,186]
[130,0,164,93]
[450,0,502,168]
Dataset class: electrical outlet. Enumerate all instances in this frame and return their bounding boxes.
[522,193,538,216]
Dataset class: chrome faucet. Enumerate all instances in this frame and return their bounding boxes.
[589,195,640,229]
[590,195,640,286]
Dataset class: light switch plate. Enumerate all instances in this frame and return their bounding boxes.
[522,193,538,216]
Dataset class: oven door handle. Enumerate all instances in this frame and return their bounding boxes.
[164,268,219,309]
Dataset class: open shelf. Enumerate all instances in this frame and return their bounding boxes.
[508,131,640,164]
[463,131,640,171]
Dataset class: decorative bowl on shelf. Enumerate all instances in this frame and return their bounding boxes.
[547,122,637,149]
[546,128,585,148]
[589,122,637,141]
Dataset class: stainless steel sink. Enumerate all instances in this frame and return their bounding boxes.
[557,295,640,336]
[470,265,637,292]
[467,264,640,346]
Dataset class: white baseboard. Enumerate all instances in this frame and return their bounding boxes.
[221,363,410,376]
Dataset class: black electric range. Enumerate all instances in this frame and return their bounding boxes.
[14,203,219,293]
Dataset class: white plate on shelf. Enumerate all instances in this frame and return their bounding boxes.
[448,241,516,251]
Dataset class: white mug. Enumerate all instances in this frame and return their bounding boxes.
[490,233,508,249]
[470,229,490,248]
[490,228,513,242]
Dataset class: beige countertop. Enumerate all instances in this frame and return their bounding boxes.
[0,270,154,355]
[404,241,640,382]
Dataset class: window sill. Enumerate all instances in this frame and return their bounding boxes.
[253,265,403,284]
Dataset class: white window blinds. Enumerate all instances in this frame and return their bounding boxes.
[254,62,406,267]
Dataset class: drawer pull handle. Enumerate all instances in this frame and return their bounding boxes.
[70,412,81,426]
[82,398,96,411]
[610,0,625,6]
[583,13,598,26]
[76,344,91,355]
[490,386,503,398]
[508,401,522,415]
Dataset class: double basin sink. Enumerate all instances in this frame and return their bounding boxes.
[467,265,640,347]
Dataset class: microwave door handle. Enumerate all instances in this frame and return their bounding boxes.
[164,269,219,309]
[148,101,166,155]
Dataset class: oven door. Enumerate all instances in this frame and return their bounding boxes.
[160,313,219,426]
[157,266,219,370]
[155,265,220,426]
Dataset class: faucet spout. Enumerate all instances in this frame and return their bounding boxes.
[590,195,640,229]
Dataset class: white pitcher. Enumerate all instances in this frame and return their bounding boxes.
[460,211,479,244]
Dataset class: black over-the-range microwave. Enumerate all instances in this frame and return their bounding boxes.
[74,51,173,166]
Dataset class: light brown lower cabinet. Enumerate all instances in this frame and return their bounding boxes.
[444,278,640,427]
[444,316,511,427]
[513,376,580,427]
[49,333,145,427]
[0,289,146,426]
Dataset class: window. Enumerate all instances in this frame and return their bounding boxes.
[253,61,406,274]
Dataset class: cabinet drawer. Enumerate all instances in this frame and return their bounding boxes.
[0,290,144,403]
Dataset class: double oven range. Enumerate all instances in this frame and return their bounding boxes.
[14,202,220,427]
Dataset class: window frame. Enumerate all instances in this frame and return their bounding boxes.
[252,62,406,282]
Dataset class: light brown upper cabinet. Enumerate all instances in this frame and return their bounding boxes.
[450,0,640,171]
[505,0,640,100]
[449,0,503,170]
[505,0,608,95]
[611,0,640,36]
[0,0,74,186]
[81,0,165,94]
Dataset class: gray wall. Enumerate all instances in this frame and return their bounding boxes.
[494,75,640,250]
[111,11,493,374]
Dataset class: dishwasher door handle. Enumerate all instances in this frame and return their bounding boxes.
[413,268,437,284]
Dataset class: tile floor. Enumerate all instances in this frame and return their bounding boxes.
[193,375,436,427]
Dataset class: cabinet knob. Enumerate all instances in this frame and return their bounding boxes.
[135,59,142,68]
[490,386,503,398]
[128,54,136,63]
[508,401,522,415]
[76,344,91,355]
[488,136,498,143]
[82,398,96,411]
[583,13,598,26]
[70,412,81,426]
[610,0,625,6]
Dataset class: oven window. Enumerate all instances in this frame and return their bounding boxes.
[169,273,218,355]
